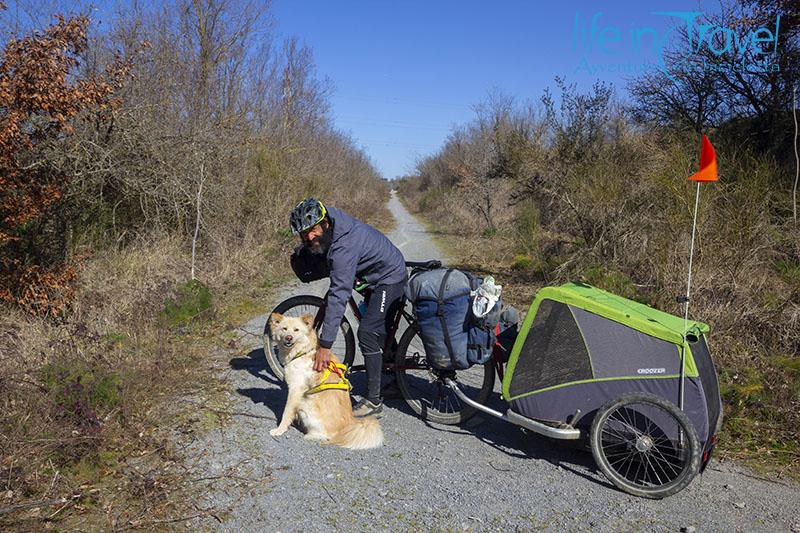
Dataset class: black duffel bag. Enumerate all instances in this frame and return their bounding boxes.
[290,245,329,282]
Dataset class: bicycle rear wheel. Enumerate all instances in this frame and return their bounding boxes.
[394,323,495,425]
[264,295,356,380]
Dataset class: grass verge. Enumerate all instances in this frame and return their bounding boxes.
[0,235,296,530]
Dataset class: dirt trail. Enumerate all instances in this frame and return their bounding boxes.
[186,193,800,532]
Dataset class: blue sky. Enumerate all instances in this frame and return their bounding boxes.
[3,0,718,179]
[270,0,708,179]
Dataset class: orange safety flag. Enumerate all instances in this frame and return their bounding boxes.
[688,135,718,182]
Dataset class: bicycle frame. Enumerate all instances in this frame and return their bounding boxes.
[304,286,419,373]
[337,286,510,381]
[345,292,418,372]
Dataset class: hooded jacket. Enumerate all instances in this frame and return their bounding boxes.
[318,207,406,349]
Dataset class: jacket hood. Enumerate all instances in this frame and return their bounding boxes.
[327,206,354,244]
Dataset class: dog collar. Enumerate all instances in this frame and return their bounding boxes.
[286,348,314,363]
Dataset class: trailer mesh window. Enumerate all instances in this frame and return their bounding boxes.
[509,299,592,397]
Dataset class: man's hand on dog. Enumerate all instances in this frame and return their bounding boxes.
[313,347,331,371]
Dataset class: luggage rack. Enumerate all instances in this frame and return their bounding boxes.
[443,378,581,440]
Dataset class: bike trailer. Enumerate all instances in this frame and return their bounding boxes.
[502,282,723,454]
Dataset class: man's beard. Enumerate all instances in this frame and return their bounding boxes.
[307,225,333,256]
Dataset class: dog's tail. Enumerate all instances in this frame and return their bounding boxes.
[327,416,384,450]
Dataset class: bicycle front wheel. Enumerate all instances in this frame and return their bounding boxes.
[263,295,356,380]
[394,323,495,425]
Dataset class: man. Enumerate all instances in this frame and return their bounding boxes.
[289,198,406,418]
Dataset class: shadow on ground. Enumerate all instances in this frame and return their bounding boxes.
[430,393,612,490]
[228,345,612,492]
[230,347,286,419]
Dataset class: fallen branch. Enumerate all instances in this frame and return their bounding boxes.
[320,483,336,502]
[0,494,81,516]
[707,465,793,487]
[118,512,208,531]
[224,410,275,420]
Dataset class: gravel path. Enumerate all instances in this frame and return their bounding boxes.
[187,193,800,532]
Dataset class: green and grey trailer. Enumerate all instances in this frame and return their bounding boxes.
[446,282,723,498]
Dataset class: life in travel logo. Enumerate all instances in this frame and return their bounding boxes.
[571,10,782,77]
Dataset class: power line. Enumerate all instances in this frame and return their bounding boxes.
[335,93,474,111]
[337,118,453,132]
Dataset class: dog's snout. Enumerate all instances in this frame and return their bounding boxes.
[285,334,293,342]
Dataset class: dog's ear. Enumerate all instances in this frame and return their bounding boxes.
[269,312,283,326]
[300,314,315,327]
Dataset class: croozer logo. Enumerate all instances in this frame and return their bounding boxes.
[571,10,782,78]
[637,367,667,375]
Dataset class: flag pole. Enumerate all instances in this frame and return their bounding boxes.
[680,134,717,411]
[680,181,701,411]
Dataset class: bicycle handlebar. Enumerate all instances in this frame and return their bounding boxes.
[354,260,442,294]
[404,260,442,270]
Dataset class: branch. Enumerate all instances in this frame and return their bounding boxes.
[794,85,798,225]
[0,494,81,516]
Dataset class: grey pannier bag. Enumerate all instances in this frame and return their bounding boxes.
[406,268,500,370]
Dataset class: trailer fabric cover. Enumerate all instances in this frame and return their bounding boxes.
[569,306,682,379]
[689,334,723,436]
[509,376,711,443]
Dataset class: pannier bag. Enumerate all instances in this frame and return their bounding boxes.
[291,245,329,283]
[405,268,502,370]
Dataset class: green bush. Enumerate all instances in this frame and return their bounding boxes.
[511,254,533,270]
[775,259,800,286]
[40,363,121,431]
[512,199,540,256]
[163,279,213,326]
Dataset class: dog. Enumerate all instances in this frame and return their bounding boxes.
[267,312,383,449]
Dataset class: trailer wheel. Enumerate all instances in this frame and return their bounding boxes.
[590,392,701,499]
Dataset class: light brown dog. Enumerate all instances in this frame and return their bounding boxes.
[267,312,383,449]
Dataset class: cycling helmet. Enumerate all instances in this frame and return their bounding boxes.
[289,198,328,235]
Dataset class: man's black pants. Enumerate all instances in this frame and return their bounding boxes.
[357,280,406,403]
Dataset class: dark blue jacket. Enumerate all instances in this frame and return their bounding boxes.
[319,207,406,349]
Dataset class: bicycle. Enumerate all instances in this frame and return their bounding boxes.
[263,260,502,425]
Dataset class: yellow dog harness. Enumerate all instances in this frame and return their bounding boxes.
[287,349,351,396]
[305,361,351,396]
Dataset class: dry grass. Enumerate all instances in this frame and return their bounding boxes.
[1,238,200,529]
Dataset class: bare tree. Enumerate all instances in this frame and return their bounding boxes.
[629,0,800,158]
